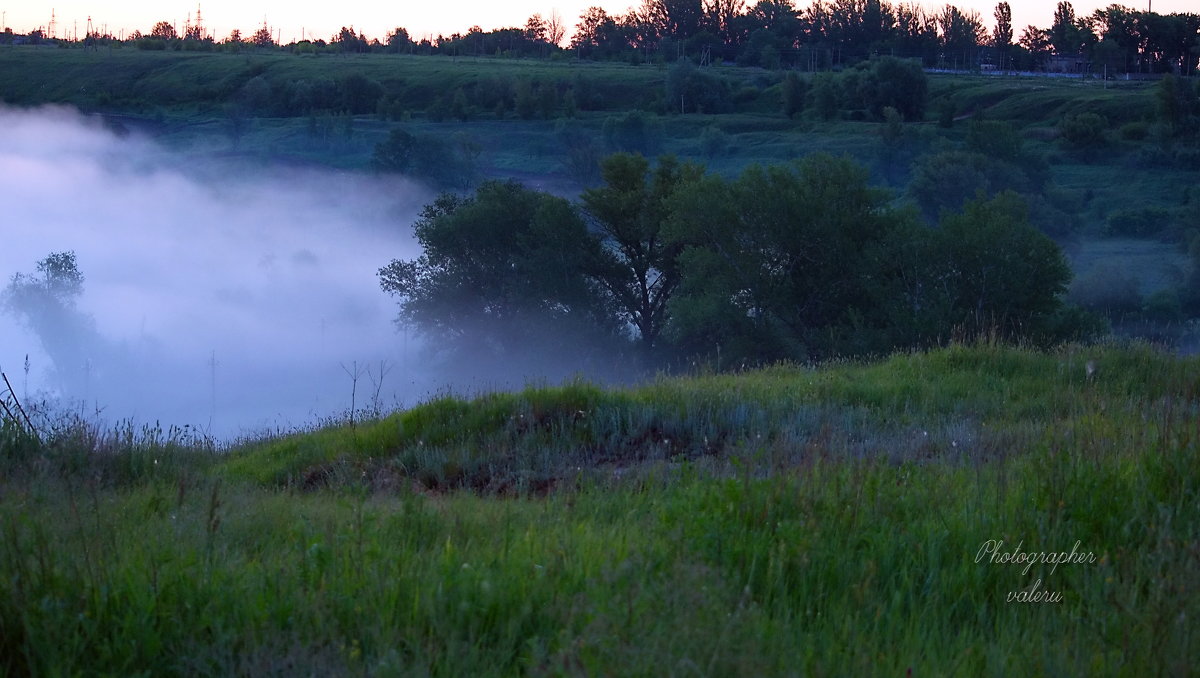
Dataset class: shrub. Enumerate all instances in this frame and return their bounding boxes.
[665,58,732,114]
[602,110,662,155]
[1059,112,1108,149]
[781,72,805,118]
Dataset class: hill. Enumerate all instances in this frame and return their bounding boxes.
[2,342,1198,674]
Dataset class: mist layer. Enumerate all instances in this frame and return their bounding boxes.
[1,106,432,437]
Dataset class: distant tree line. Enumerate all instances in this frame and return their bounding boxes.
[17,1,1198,75]
[379,152,1097,374]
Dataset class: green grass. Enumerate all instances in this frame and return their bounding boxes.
[2,342,1198,675]
[1067,238,1193,296]
[927,74,1159,129]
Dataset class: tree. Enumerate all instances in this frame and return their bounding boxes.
[992,2,1013,49]
[378,183,620,370]
[658,0,705,42]
[1091,4,1139,72]
[1155,74,1199,137]
[992,1,1013,68]
[1018,25,1052,69]
[1048,1,1093,56]
[572,7,623,57]
[525,14,548,42]
[387,27,412,53]
[666,154,910,361]
[937,5,986,63]
[581,154,704,351]
[252,22,274,48]
[371,128,478,190]
[547,10,567,46]
[907,150,1036,221]
[933,191,1071,337]
[2,252,99,389]
[665,57,733,113]
[781,71,806,118]
[150,21,177,41]
[704,0,746,46]
[855,56,928,121]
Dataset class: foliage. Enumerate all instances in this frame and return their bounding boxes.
[668,154,907,362]
[1105,207,1175,239]
[4,343,1200,675]
[780,71,805,118]
[581,154,704,352]
[931,191,1073,338]
[2,252,99,387]
[907,150,1034,221]
[371,128,478,190]
[1058,112,1109,149]
[377,182,619,371]
[664,58,733,114]
[853,56,928,121]
[601,110,663,155]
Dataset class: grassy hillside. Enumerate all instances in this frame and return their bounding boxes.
[3,342,1198,674]
[4,48,1191,220]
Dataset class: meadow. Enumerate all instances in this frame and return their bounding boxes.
[3,46,1199,674]
[2,341,1198,675]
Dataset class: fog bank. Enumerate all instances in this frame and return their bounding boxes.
[1,106,436,438]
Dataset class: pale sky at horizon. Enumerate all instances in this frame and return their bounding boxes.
[4,1,1193,45]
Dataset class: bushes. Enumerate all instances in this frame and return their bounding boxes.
[855,56,927,121]
[371,128,478,190]
[804,57,927,122]
[1059,112,1109,149]
[602,110,662,155]
[781,72,805,118]
[664,58,733,114]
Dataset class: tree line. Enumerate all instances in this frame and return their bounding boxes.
[14,1,1197,75]
[379,152,1096,375]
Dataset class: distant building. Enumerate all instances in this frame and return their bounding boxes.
[1047,53,1089,74]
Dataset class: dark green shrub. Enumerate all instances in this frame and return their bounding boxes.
[1059,112,1108,149]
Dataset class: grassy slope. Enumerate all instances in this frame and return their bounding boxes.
[4,49,1189,203]
[2,342,1198,675]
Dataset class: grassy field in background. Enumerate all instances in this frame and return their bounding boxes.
[2,342,1198,675]
[4,47,1191,221]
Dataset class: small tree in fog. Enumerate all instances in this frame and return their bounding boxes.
[2,252,100,389]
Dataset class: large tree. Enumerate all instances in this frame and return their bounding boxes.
[581,154,703,352]
[993,0,1012,68]
[378,182,619,365]
[931,191,1071,336]
[150,21,177,40]
[666,154,907,361]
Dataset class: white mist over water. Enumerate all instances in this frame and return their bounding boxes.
[0,106,436,438]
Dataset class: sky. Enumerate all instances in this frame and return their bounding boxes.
[4,1,1192,45]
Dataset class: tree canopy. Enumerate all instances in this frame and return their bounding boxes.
[380,153,1089,372]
